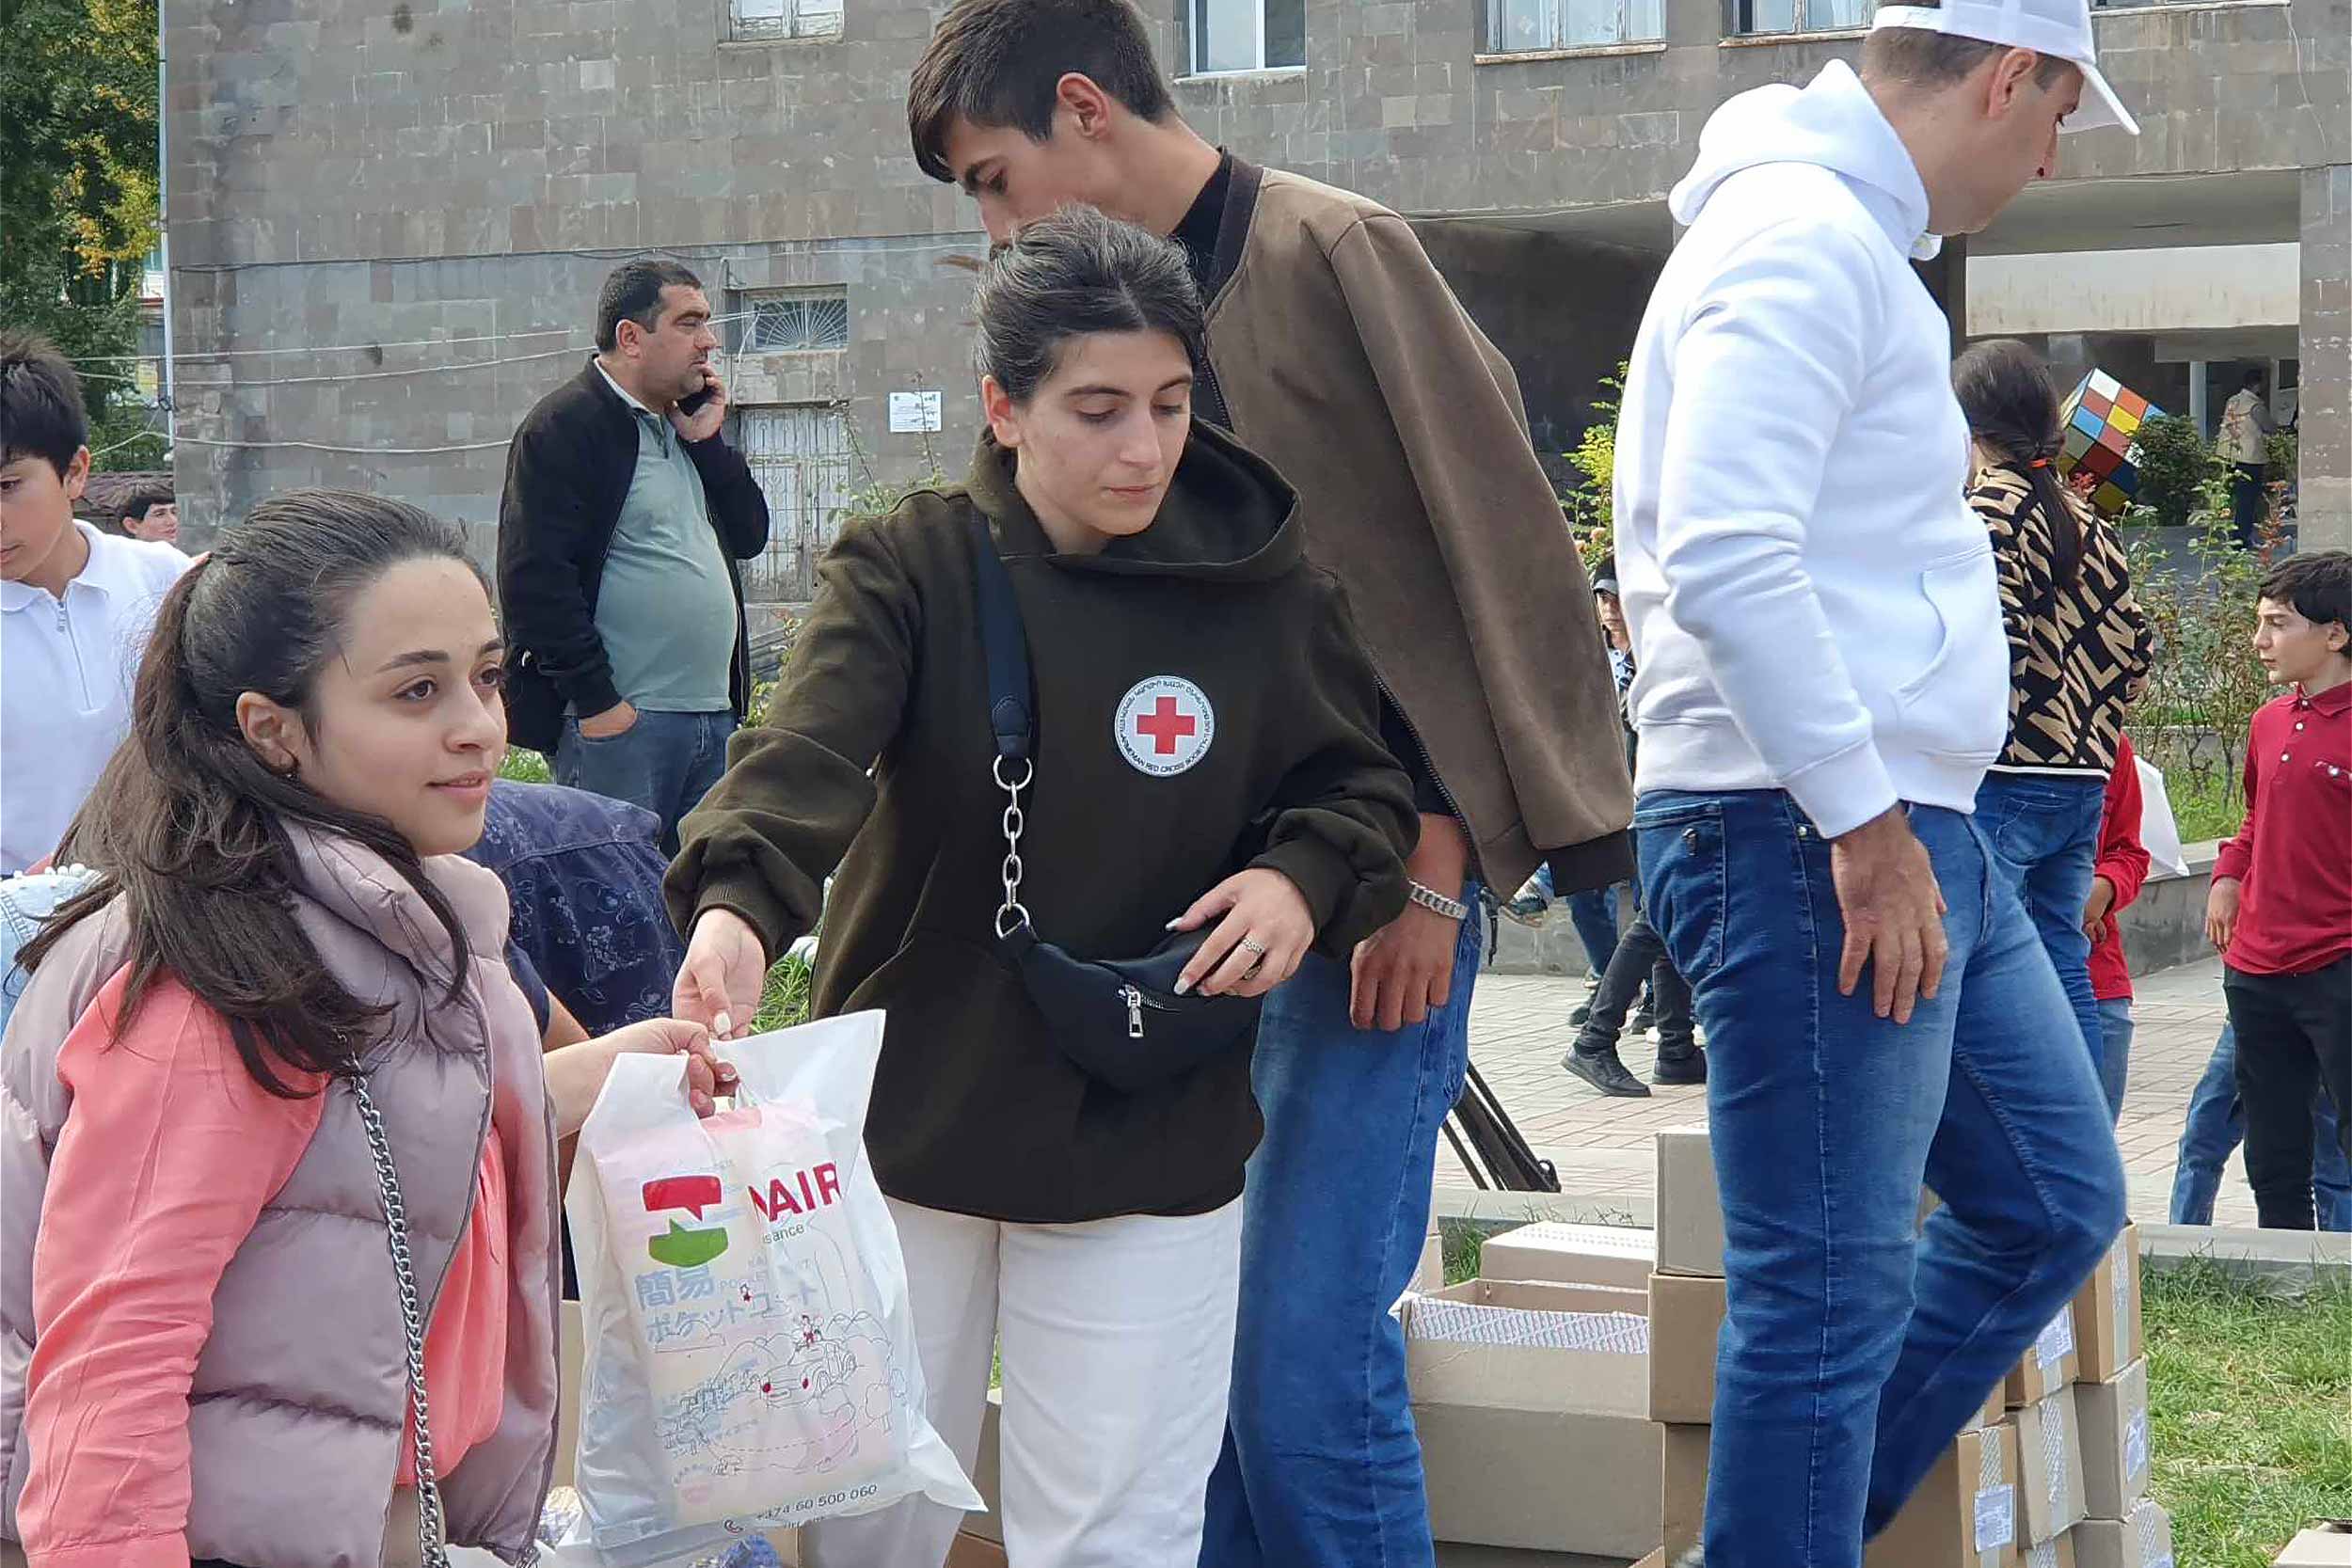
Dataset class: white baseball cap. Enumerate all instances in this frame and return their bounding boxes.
[1870,0,2139,135]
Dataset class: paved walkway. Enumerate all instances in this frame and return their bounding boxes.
[1441,953,2255,1229]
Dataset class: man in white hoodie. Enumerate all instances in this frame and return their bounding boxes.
[1613,3,2137,1564]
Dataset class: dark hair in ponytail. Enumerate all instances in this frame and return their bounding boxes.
[971,203,1203,403]
[1954,338,2085,589]
[22,490,485,1098]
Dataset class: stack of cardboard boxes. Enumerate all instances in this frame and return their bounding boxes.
[1400,1221,1663,1559]
[2066,1227,2172,1568]
[1646,1128,2168,1568]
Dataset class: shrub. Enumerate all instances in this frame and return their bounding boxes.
[2132,413,2224,528]
[2126,517,2271,824]
[1563,362,1625,574]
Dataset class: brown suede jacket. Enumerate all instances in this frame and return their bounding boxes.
[1197,159,1633,895]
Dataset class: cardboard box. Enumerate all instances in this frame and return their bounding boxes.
[2275,1522,2352,1566]
[2006,1305,2081,1407]
[2075,1359,2151,1519]
[556,1300,585,1489]
[2022,1535,2080,1568]
[1413,1223,1446,1293]
[945,1531,1009,1568]
[1662,1418,2023,1566]
[2016,1390,2090,1545]
[2074,1499,2173,1568]
[1869,1419,2024,1568]
[1405,1278,1660,1559]
[1483,1221,1659,1291]
[1646,1270,2001,1432]
[1647,1272,1724,1425]
[2072,1226,2145,1386]
[1661,1422,1709,1562]
[1656,1126,1725,1277]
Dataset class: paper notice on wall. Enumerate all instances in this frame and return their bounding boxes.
[2126,1407,2150,1484]
[887,390,942,433]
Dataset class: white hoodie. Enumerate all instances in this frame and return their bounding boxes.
[1613,60,2008,839]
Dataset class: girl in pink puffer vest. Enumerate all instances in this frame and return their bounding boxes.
[1,491,726,1568]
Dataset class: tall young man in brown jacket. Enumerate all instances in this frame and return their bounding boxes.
[905,7,1631,1563]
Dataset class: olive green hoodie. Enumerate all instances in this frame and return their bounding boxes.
[668,423,1415,1223]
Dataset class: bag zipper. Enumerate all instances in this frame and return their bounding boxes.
[1122,984,1145,1038]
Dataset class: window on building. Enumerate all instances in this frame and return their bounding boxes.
[1487,0,1664,50]
[730,0,844,41]
[1191,0,1305,73]
[739,404,856,601]
[1727,0,1868,33]
[740,291,850,354]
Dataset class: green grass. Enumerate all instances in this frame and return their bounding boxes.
[753,949,813,1034]
[2169,776,2245,846]
[497,747,551,784]
[2143,1262,2352,1566]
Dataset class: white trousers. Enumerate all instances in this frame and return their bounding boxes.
[803,1196,1243,1568]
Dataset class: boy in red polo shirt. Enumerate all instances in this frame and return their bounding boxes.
[2205,550,2352,1229]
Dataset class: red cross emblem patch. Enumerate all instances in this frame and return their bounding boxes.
[1113,675,1216,777]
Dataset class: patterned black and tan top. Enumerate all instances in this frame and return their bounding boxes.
[1970,466,2153,775]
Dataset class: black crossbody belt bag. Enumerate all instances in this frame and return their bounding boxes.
[967,515,1262,1094]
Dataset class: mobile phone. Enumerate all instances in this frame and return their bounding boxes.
[678,381,718,418]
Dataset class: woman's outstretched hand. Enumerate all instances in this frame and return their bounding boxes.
[1170,867,1312,999]
[675,907,769,1041]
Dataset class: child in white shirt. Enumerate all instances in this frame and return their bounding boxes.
[1,332,190,874]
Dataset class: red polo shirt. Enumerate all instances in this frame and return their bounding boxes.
[2090,734,2152,1001]
[2217,680,2352,976]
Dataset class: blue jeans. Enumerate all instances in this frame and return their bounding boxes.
[1977,771,2106,1076]
[2096,997,2135,1122]
[553,707,735,855]
[2169,1022,2352,1230]
[1564,886,1621,977]
[1200,892,1483,1568]
[1638,792,2124,1568]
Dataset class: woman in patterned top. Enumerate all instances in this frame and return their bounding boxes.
[1954,338,2153,1080]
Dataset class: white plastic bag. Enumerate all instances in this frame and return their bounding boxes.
[2134,754,2193,880]
[566,1011,979,1566]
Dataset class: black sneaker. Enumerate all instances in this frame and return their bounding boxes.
[1501,893,1549,927]
[1568,981,1599,1028]
[1653,1046,1708,1086]
[1563,1044,1651,1098]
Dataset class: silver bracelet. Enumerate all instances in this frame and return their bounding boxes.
[1407,879,1470,922]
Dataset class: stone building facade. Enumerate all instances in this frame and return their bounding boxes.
[163,0,2351,575]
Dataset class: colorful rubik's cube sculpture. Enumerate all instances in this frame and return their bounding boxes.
[2057,370,2162,518]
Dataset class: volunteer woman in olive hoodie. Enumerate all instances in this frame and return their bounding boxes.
[665,207,1416,1568]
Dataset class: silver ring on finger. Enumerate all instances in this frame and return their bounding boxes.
[1239,936,1268,956]
[1242,957,1266,980]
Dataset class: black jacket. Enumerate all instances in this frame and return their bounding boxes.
[668,426,1417,1224]
[496,358,771,752]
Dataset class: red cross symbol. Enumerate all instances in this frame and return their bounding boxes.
[1135,694,1198,756]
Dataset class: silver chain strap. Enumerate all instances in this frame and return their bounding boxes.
[993,752,1034,938]
[349,1071,453,1568]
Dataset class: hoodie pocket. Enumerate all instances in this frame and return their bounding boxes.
[1892,546,2008,759]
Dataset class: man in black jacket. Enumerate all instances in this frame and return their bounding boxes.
[498,259,771,851]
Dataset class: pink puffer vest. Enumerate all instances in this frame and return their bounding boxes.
[0,826,561,1565]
